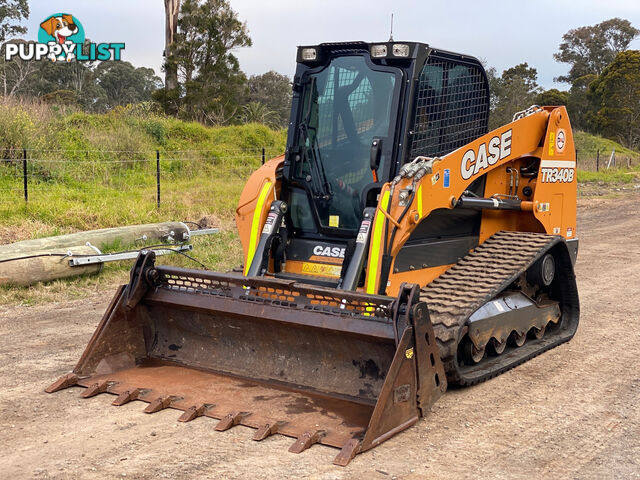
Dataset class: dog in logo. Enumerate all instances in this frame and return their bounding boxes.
[40,14,79,62]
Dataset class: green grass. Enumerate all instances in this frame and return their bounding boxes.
[574,130,640,161]
[573,130,640,185]
[576,169,636,184]
[0,101,285,305]
[574,130,640,181]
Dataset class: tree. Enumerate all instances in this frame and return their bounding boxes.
[489,63,541,129]
[588,50,640,148]
[241,101,275,125]
[246,71,292,128]
[0,40,35,97]
[4,51,160,111]
[164,0,181,92]
[161,0,252,123]
[554,18,639,84]
[484,65,500,113]
[1,0,29,97]
[0,0,29,43]
[566,74,597,131]
[94,62,162,111]
[535,88,569,107]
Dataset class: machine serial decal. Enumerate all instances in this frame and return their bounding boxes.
[301,262,342,277]
[460,129,512,180]
[540,160,575,183]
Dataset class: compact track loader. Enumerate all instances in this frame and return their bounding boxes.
[48,41,579,465]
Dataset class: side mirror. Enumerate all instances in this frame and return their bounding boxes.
[370,137,382,174]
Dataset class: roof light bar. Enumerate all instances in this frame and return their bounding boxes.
[370,44,387,58]
[392,43,409,57]
[301,48,317,61]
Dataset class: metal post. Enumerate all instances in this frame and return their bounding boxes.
[596,149,599,172]
[261,147,265,165]
[156,150,161,209]
[23,148,28,203]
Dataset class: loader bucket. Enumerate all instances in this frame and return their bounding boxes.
[47,251,446,465]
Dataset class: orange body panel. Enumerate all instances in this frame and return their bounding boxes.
[235,156,283,270]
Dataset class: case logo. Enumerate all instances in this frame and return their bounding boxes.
[461,129,512,180]
[312,245,346,258]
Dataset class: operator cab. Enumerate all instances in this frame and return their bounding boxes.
[278,41,490,284]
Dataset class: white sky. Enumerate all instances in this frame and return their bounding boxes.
[24,0,640,89]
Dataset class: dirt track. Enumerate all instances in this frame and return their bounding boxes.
[1,194,639,479]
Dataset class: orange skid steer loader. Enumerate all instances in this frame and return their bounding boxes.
[47,41,579,466]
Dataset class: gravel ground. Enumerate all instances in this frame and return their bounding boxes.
[0,193,638,479]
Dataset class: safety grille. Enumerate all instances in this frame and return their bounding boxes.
[409,53,489,159]
[155,267,394,321]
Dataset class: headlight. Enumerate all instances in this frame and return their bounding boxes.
[301,48,317,61]
[370,44,388,58]
[392,44,410,57]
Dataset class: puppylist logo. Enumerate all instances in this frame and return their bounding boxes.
[4,13,125,62]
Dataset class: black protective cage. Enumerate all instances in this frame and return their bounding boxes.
[280,41,490,242]
[288,41,490,178]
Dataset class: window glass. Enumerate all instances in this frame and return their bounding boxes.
[296,56,399,231]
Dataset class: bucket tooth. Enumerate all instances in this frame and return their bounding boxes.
[144,395,179,414]
[81,380,111,398]
[215,411,250,431]
[177,403,211,423]
[333,438,361,466]
[112,388,146,406]
[252,421,287,441]
[288,430,325,454]
[45,373,78,393]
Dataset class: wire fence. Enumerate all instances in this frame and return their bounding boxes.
[576,147,638,172]
[0,147,283,207]
[0,145,637,209]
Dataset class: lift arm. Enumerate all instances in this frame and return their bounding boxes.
[365,106,577,295]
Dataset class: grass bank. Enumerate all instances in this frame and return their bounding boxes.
[574,130,640,184]
[0,101,286,305]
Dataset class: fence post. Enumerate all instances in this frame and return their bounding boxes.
[261,147,265,165]
[596,149,599,172]
[23,148,28,204]
[156,150,161,209]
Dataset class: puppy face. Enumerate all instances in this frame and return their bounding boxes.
[40,15,78,39]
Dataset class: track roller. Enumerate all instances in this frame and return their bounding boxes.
[511,331,527,347]
[531,325,546,339]
[490,337,507,355]
[463,340,485,363]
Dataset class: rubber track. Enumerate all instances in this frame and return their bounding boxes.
[421,231,562,386]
